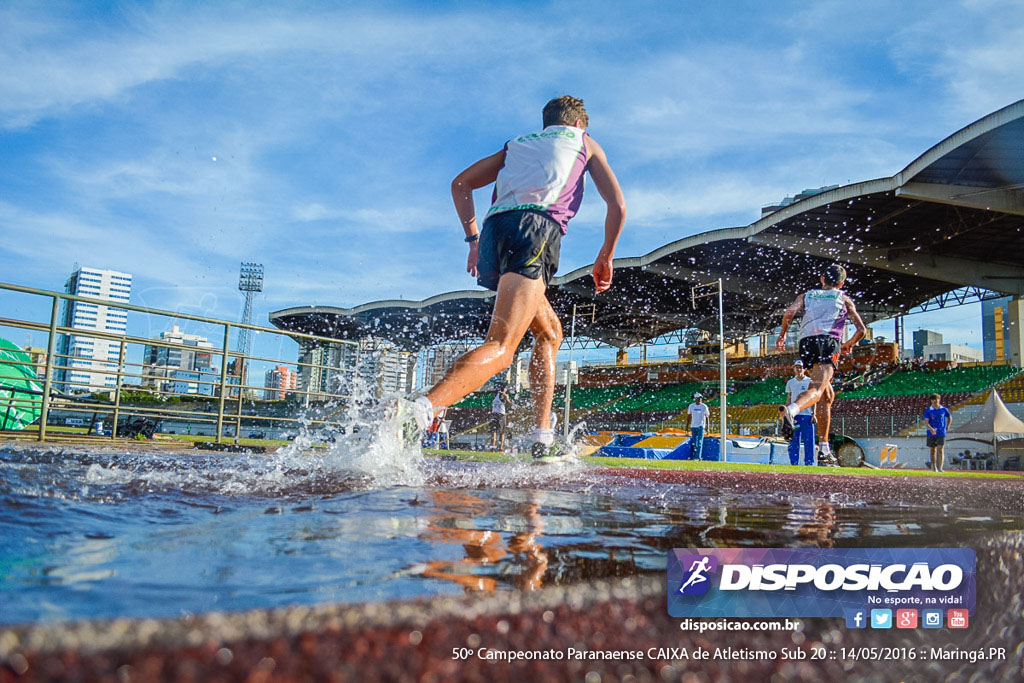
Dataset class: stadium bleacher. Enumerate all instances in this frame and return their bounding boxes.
[444,364,1023,441]
[838,365,1019,399]
[599,382,705,413]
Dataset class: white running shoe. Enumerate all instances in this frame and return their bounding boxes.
[531,439,574,464]
[385,396,432,451]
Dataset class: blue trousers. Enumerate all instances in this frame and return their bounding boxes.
[789,414,816,465]
[690,426,705,460]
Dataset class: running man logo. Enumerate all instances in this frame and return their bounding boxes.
[676,554,718,596]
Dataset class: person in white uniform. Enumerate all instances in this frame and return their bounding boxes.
[686,393,710,460]
[776,265,867,460]
[785,361,815,465]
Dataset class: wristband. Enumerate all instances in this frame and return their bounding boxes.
[465,233,480,243]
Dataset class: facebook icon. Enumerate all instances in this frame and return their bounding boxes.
[845,609,867,629]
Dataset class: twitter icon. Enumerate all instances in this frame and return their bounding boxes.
[870,609,892,629]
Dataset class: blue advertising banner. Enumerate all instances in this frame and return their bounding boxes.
[667,548,976,619]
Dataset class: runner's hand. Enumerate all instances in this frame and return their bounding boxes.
[593,254,613,293]
[467,242,479,278]
[841,341,854,356]
[775,336,786,353]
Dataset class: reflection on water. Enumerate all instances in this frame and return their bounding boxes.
[1,447,1021,622]
[417,490,548,592]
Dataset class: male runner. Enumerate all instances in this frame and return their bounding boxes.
[395,96,626,460]
[776,265,867,461]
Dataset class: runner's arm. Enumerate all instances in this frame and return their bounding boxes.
[775,295,804,352]
[840,295,868,355]
[586,138,626,293]
[452,150,506,277]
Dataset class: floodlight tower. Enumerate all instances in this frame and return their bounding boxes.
[237,262,264,358]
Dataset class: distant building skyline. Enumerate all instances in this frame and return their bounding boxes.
[264,365,297,401]
[142,324,215,394]
[913,329,943,359]
[921,343,984,364]
[982,296,1013,362]
[297,337,415,403]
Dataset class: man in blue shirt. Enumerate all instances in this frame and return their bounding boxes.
[924,393,952,472]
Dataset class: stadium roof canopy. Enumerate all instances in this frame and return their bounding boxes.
[271,100,1024,351]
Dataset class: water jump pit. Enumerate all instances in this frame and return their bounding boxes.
[2,429,1023,681]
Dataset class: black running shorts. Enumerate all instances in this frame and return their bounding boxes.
[799,335,841,368]
[926,435,945,447]
[476,210,562,291]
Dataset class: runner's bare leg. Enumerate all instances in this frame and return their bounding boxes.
[426,273,546,410]
[815,378,835,447]
[527,296,563,431]
[793,364,834,414]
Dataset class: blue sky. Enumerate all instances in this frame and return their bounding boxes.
[2,0,1022,369]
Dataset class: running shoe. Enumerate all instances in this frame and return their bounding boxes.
[778,405,795,440]
[531,439,573,464]
[385,396,431,451]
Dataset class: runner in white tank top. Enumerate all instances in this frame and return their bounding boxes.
[399,96,626,464]
[775,265,867,461]
[799,289,850,340]
[487,125,590,233]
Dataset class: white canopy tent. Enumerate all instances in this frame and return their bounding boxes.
[948,390,1024,470]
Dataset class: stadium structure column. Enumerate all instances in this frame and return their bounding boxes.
[1006,298,1024,368]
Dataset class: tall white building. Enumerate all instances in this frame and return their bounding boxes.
[57,267,132,392]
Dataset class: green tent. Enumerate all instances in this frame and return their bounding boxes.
[0,337,43,430]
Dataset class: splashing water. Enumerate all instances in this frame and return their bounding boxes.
[273,368,428,488]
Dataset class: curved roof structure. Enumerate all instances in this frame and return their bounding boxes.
[271,100,1024,351]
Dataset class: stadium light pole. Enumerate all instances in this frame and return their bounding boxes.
[692,279,728,463]
[563,303,595,441]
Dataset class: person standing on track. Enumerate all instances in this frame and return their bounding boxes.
[394,96,626,461]
[924,393,952,472]
[784,360,815,465]
[686,393,710,460]
[776,265,867,462]
[488,388,510,451]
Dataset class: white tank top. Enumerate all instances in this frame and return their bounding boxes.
[799,289,849,340]
[486,125,589,233]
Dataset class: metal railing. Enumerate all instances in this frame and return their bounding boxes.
[0,282,360,444]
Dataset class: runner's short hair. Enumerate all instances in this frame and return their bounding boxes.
[823,264,847,286]
[930,393,941,401]
[543,96,589,128]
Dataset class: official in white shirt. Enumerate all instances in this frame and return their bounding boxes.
[686,393,710,460]
[785,361,816,465]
